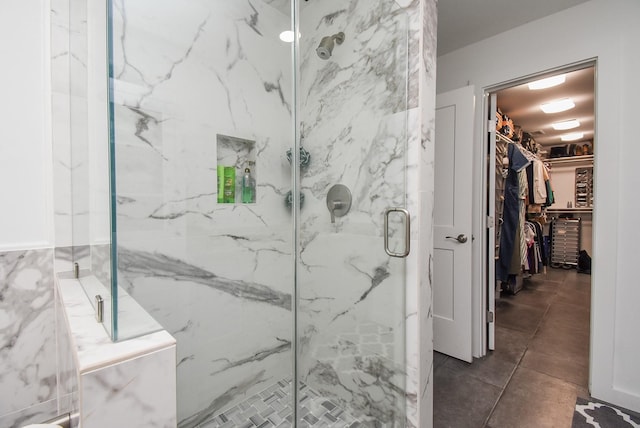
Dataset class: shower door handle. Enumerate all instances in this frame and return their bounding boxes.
[384,208,410,258]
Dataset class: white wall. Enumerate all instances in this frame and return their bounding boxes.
[437,0,640,412]
[0,0,53,251]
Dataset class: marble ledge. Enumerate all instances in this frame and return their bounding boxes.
[56,275,175,374]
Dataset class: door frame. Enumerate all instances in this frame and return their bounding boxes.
[473,59,597,361]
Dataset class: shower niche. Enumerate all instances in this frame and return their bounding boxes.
[216,134,257,204]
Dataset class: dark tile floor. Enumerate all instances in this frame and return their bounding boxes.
[434,268,591,428]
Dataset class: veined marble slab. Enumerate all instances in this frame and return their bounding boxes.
[0,249,57,419]
[0,399,58,428]
[81,346,177,428]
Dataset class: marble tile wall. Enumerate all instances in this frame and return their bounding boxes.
[0,249,61,428]
[419,2,438,427]
[109,1,294,425]
[81,347,177,428]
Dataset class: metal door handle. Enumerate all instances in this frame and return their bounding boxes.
[384,208,410,258]
[446,234,468,243]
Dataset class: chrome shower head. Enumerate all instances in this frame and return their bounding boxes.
[316,32,345,60]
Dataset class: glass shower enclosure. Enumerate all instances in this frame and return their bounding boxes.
[107,0,412,426]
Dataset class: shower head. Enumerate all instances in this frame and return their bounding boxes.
[316,32,345,60]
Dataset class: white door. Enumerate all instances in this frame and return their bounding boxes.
[434,86,475,362]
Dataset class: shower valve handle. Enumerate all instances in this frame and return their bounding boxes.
[326,184,352,224]
[330,201,344,223]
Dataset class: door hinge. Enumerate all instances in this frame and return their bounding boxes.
[488,120,495,133]
[487,311,494,323]
[487,216,494,229]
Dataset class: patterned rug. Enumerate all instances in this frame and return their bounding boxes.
[572,397,640,427]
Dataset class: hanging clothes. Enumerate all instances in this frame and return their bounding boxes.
[497,144,531,282]
[533,160,548,204]
[494,138,509,259]
[543,163,555,206]
[526,159,548,206]
[517,169,529,269]
[524,221,544,274]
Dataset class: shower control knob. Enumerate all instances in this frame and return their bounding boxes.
[326,184,352,223]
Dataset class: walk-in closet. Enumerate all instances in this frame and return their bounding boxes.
[492,66,595,297]
[433,65,597,426]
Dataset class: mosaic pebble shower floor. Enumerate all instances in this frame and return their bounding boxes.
[199,379,362,428]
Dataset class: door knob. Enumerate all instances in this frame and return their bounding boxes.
[446,234,468,243]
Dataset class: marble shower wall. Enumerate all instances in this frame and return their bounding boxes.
[110,0,436,427]
[295,1,436,427]
[80,346,176,428]
[109,1,294,425]
[418,1,438,427]
[0,249,60,428]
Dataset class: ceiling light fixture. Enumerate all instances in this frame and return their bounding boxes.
[528,74,566,90]
[279,31,295,43]
[561,132,584,141]
[552,119,580,130]
[540,98,575,114]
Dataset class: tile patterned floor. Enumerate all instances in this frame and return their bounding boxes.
[199,379,362,428]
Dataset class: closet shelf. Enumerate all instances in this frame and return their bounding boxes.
[544,155,593,165]
[546,208,593,214]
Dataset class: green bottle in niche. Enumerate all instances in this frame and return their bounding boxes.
[217,165,225,203]
[223,167,235,203]
[242,167,256,203]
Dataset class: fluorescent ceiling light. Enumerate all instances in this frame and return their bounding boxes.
[528,74,566,90]
[540,98,575,114]
[552,119,580,130]
[561,132,584,141]
[279,31,295,43]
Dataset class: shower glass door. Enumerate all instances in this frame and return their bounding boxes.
[295,1,410,426]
